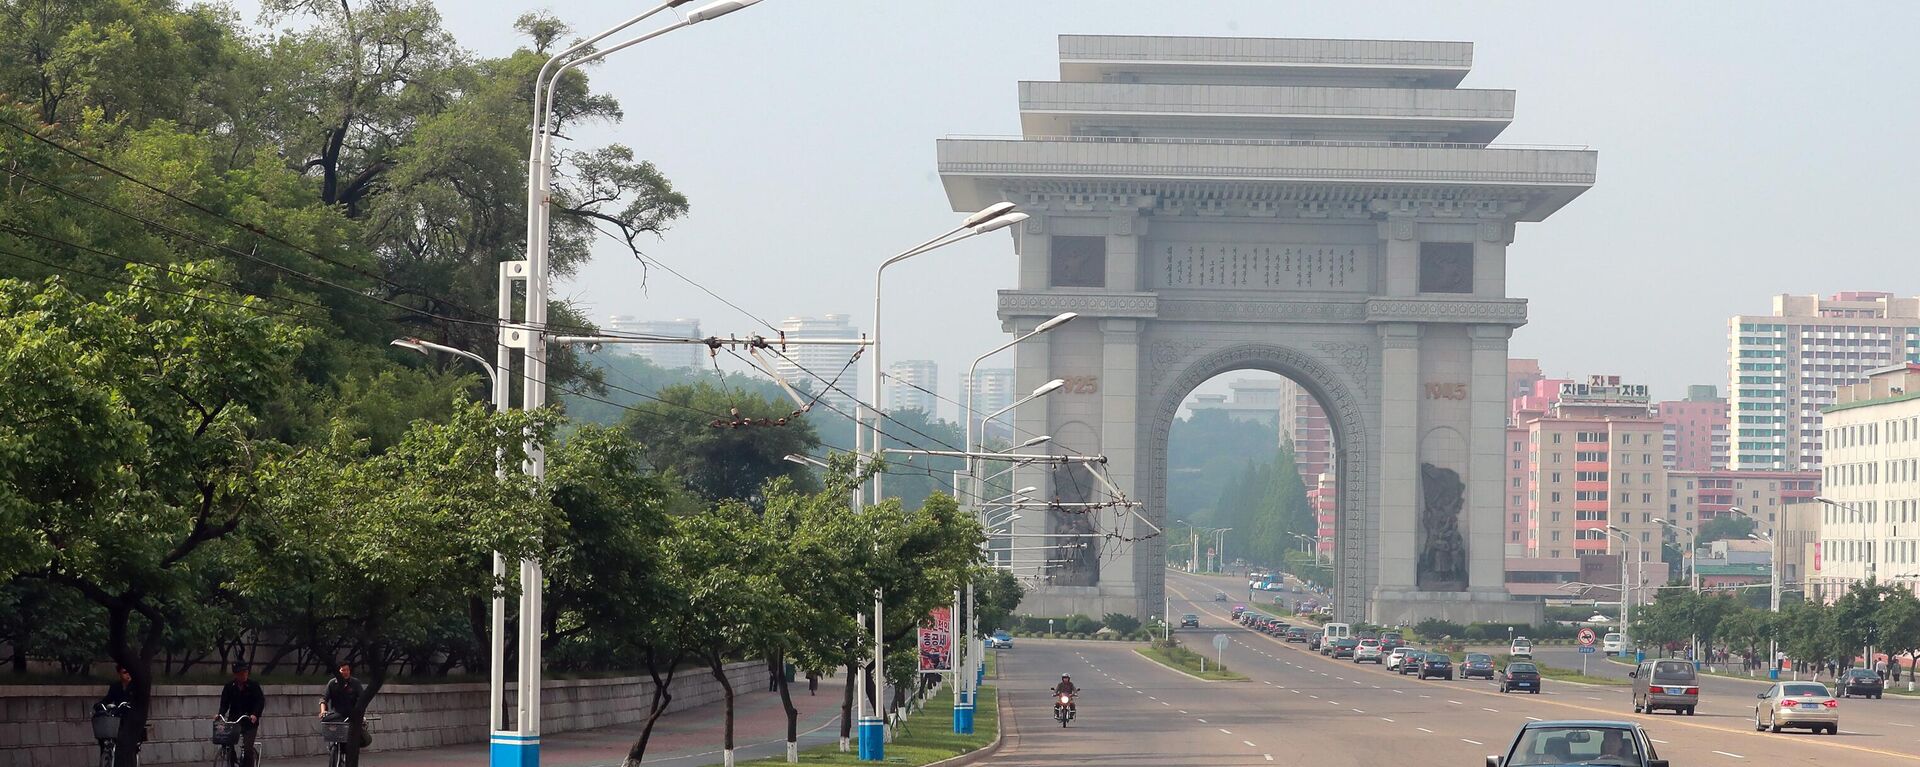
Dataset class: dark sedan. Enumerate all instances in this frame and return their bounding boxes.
[1331,638,1359,659]
[1418,654,1454,680]
[1285,627,1310,643]
[1179,614,1200,628]
[1399,650,1427,675]
[1499,662,1543,694]
[1380,632,1404,651]
[1462,653,1496,680]
[1839,668,1884,699]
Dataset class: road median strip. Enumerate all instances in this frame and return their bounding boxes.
[1134,643,1249,682]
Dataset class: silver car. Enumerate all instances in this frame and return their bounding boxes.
[1755,682,1839,734]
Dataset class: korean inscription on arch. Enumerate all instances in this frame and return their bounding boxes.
[1153,243,1364,291]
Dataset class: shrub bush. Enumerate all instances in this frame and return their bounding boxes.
[1102,612,1142,635]
[1416,618,1466,639]
[1062,614,1101,635]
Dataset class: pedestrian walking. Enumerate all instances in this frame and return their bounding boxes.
[1877,658,1888,681]
[807,671,819,696]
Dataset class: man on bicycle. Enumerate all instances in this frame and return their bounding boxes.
[318,662,361,721]
[95,665,140,751]
[218,663,265,767]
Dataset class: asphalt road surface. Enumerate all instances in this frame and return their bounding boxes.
[979,570,1920,766]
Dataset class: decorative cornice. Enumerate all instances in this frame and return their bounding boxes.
[1365,297,1528,327]
[1158,299,1367,324]
[998,290,1157,320]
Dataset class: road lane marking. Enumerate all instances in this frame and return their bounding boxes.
[1462,739,1483,745]
[1526,717,1543,722]
[1897,723,1916,728]
[1713,751,1745,759]
[1161,702,1171,706]
[1263,681,1273,685]
[1651,739,1668,744]
[1179,710,1188,714]
[1483,707,1499,712]
[1584,696,1601,701]
[1265,755,1274,762]
[1447,700,1463,705]
[1352,708,1365,713]
[1219,728,1233,735]
[1417,727,1434,733]
[1419,694,1431,699]
[1244,740,1258,747]
[1196,719,1207,723]
[1381,717,1396,723]
[1309,694,1319,699]
[1393,690,1406,694]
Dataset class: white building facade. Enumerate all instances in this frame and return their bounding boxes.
[1811,363,1920,602]
[964,368,1016,443]
[1730,293,1920,471]
[604,316,705,369]
[773,314,862,416]
[885,359,940,417]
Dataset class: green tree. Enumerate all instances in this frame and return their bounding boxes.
[1716,607,1774,667]
[0,269,311,766]
[621,382,820,505]
[1696,515,1757,546]
[246,403,557,767]
[1778,600,1843,674]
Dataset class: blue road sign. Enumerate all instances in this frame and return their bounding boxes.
[1579,646,1596,654]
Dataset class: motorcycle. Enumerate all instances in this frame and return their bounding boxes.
[1053,691,1077,727]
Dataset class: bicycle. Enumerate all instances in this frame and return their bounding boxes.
[210,714,247,767]
[320,714,379,767]
[92,702,134,767]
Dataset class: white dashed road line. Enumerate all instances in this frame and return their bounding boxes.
[1244,740,1258,748]
[1651,739,1668,744]
[1219,728,1233,735]
[1462,739,1483,746]
[1381,717,1396,723]
[1713,751,1745,759]
[1526,717,1543,722]
[1264,755,1274,762]
[1417,727,1435,734]
[1482,707,1499,713]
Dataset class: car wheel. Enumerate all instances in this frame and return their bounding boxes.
[1877,694,1884,700]
[1686,707,1695,716]
[1532,689,1541,695]
[1633,701,1643,714]
[1769,713,1782,733]
[1755,712,1766,732]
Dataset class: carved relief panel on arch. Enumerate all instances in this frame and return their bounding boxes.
[1149,241,1376,293]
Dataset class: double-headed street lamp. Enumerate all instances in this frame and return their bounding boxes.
[1726,505,1784,676]
[509,3,766,764]
[1605,525,1638,650]
[1655,518,1701,664]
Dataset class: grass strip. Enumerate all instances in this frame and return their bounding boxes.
[738,684,998,766]
[1135,644,1248,682]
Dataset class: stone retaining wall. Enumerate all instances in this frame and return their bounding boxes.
[0,662,759,767]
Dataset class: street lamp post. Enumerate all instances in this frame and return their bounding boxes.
[510,4,766,766]
[391,338,508,735]
[1727,505,1783,678]
[862,203,1026,755]
[1606,525,1637,655]
[1656,518,1701,666]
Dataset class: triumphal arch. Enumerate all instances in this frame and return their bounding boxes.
[938,34,1595,624]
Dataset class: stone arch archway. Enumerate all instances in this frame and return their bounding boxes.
[1140,343,1375,621]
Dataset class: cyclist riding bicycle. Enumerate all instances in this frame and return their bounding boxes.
[217,663,265,767]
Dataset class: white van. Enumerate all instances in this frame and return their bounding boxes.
[1322,622,1352,645]
[1602,633,1625,656]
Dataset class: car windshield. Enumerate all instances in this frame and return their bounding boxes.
[1508,727,1642,767]
[1847,669,1878,679]
[1508,663,1538,673]
[1467,653,1491,663]
[1782,683,1830,697]
[1426,655,1448,663]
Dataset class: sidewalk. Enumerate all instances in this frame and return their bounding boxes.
[274,681,848,766]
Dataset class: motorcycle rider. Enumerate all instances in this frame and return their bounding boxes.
[1052,673,1078,714]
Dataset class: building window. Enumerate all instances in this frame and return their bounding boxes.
[1048,236,1105,288]
[1418,242,1474,293]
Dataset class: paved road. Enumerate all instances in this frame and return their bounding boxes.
[983,571,1920,765]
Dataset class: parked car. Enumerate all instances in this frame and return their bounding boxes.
[1602,632,1625,656]
[985,630,1013,649]
[1462,653,1497,680]
[1379,632,1404,652]
[1399,650,1427,675]
[1755,682,1839,734]
[1509,637,1533,659]
[1839,668,1884,699]
[1630,659,1699,715]
[1180,614,1201,628]
[1354,639,1384,664]
[1499,662,1542,694]
[1331,638,1359,659]
[1485,721,1666,767]
[1418,654,1454,680]
[1285,627,1310,643]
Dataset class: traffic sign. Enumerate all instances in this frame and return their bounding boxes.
[1578,627,1597,646]
[1579,646,1596,654]
[1213,634,1230,652]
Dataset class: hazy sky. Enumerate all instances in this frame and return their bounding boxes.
[233,1,1920,420]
